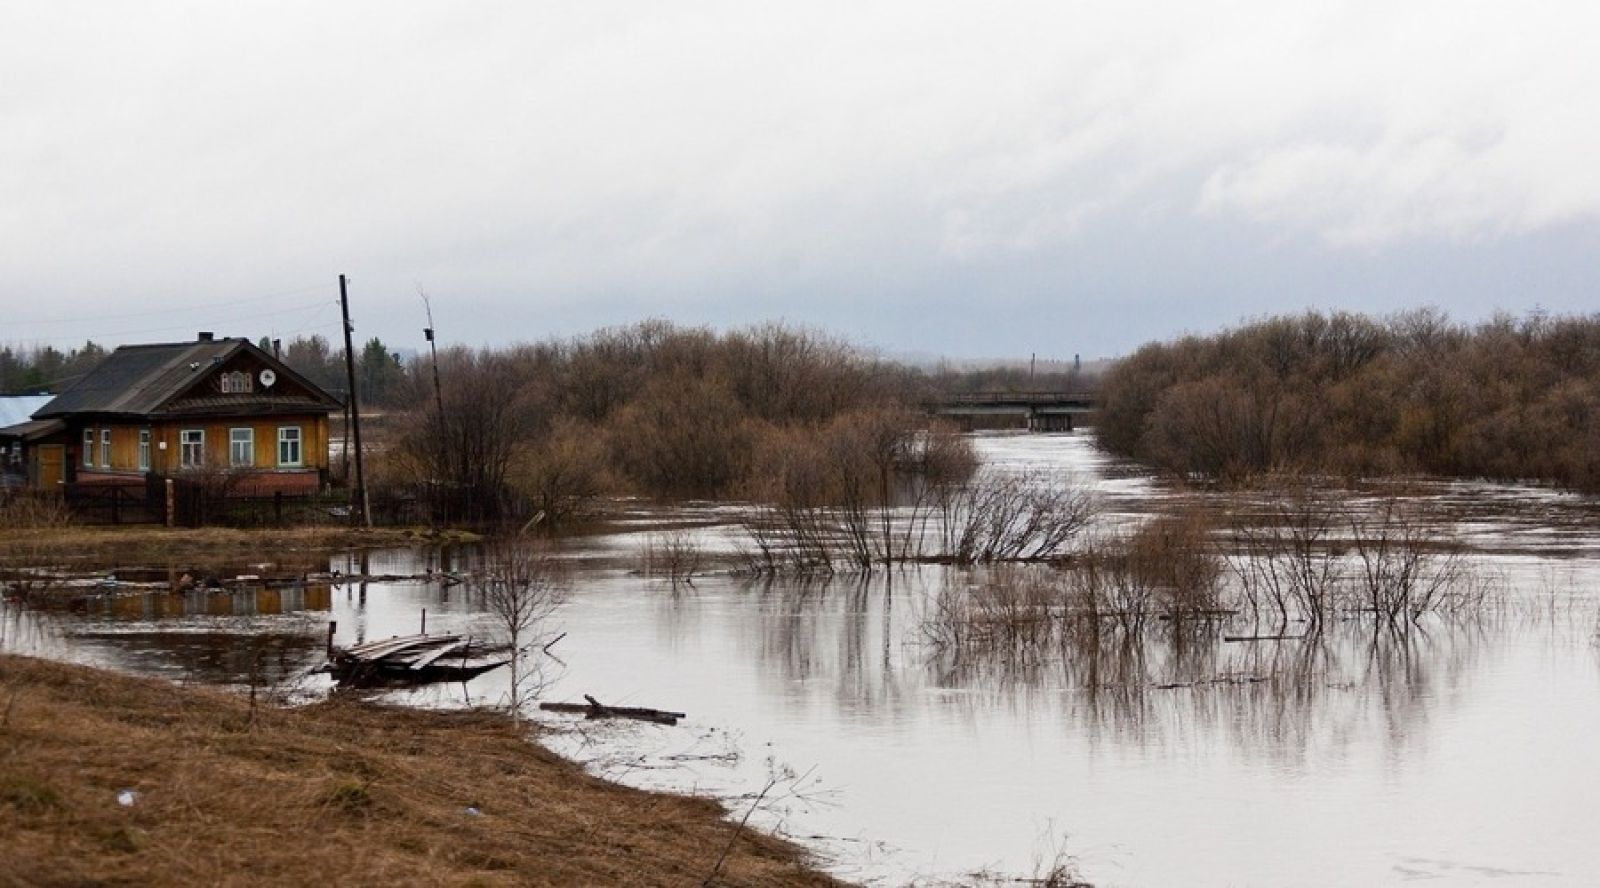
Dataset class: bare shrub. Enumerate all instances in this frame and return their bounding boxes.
[921,567,1062,655]
[741,426,840,574]
[922,511,1219,660]
[937,470,1096,563]
[741,410,978,572]
[1067,512,1221,634]
[1069,539,1159,635]
[390,348,547,524]
[1132,510,1223,617]
[472,535,569,721]
[1227,483,1343,627]
[639,530,704,583]
[507,417,608,525]
[818,406,912,568]
[0,493,72,530]
[1347,497,1469,624]
[607,370,752,499]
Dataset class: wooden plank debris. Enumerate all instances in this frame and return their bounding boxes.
[539,695,686,726]
[326,630,508,687]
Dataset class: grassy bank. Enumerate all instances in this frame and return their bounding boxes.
[0,654,842,887]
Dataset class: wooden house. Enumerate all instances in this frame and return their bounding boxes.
[0,334,340,493]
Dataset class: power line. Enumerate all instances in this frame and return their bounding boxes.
[5,302,339,349]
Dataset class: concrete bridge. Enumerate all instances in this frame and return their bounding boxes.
[930,391,1098,432]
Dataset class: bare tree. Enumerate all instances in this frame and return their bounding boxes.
[472,535,569,721]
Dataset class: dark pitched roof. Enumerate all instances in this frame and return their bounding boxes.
[0,418,65,442]
[32,338,339,420]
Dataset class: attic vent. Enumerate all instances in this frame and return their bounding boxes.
[221,371,254,394]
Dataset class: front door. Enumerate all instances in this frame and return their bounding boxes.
[34,444,64,488]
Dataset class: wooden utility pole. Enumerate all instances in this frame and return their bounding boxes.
[339,274,371,527]
[420,290,445,422]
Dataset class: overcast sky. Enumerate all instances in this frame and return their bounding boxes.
[4,2,1597,361]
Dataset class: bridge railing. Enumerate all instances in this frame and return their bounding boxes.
[935,391,1098,406]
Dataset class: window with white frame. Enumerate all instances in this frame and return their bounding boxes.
[82,429,94,467]
[100,429,111,467]
[230,428,254,467]
[277,426,302,467]
[180,429,204,468]
[138,429,150,472]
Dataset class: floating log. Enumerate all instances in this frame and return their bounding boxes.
[539,695,686,726]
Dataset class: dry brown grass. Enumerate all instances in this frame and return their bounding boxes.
[0,654,841,888]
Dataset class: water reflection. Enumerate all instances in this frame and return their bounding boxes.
[68,627,325,686]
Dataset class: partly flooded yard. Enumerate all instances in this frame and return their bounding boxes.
[5,433,1600,886]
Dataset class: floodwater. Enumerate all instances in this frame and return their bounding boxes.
[6,433,1600,887]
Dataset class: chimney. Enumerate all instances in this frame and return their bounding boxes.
[197,331,214,342]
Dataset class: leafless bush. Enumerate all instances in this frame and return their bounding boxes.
[0,493,73,530]
[920,566,1062,655]
[607,370,753,499]
[472,535,569,721]
[1069,539,1160,635]
[389,348,549,524]
[640,530,705,583]
[741,410,978,572]
[1347,497,1469,624]
[1133,510,1224,617]
[1227,483,1343,627]
[922,512,1220,658]
[936,470,1096,563]
[507,417,608,525]
[740,428,841,574]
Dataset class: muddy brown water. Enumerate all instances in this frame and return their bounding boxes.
[5,433,1600,887]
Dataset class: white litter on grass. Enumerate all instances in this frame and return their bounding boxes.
[116,790,139,807]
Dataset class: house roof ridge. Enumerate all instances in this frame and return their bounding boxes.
[31,336,335,420]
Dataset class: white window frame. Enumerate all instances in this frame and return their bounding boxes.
[180,429,205,469]
[82,429,94,468]
[100,428,111,468]
[138,429,151,472]
[229,427,254,467]
[221,371,253,394]
[277,426,302,467]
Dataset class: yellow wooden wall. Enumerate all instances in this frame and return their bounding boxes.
[77,415,329,474]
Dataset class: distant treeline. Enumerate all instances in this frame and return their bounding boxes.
[0,343,110,395]
[378,321,938,521]
[3,330,1087,411]
[1098,309,1600,490]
